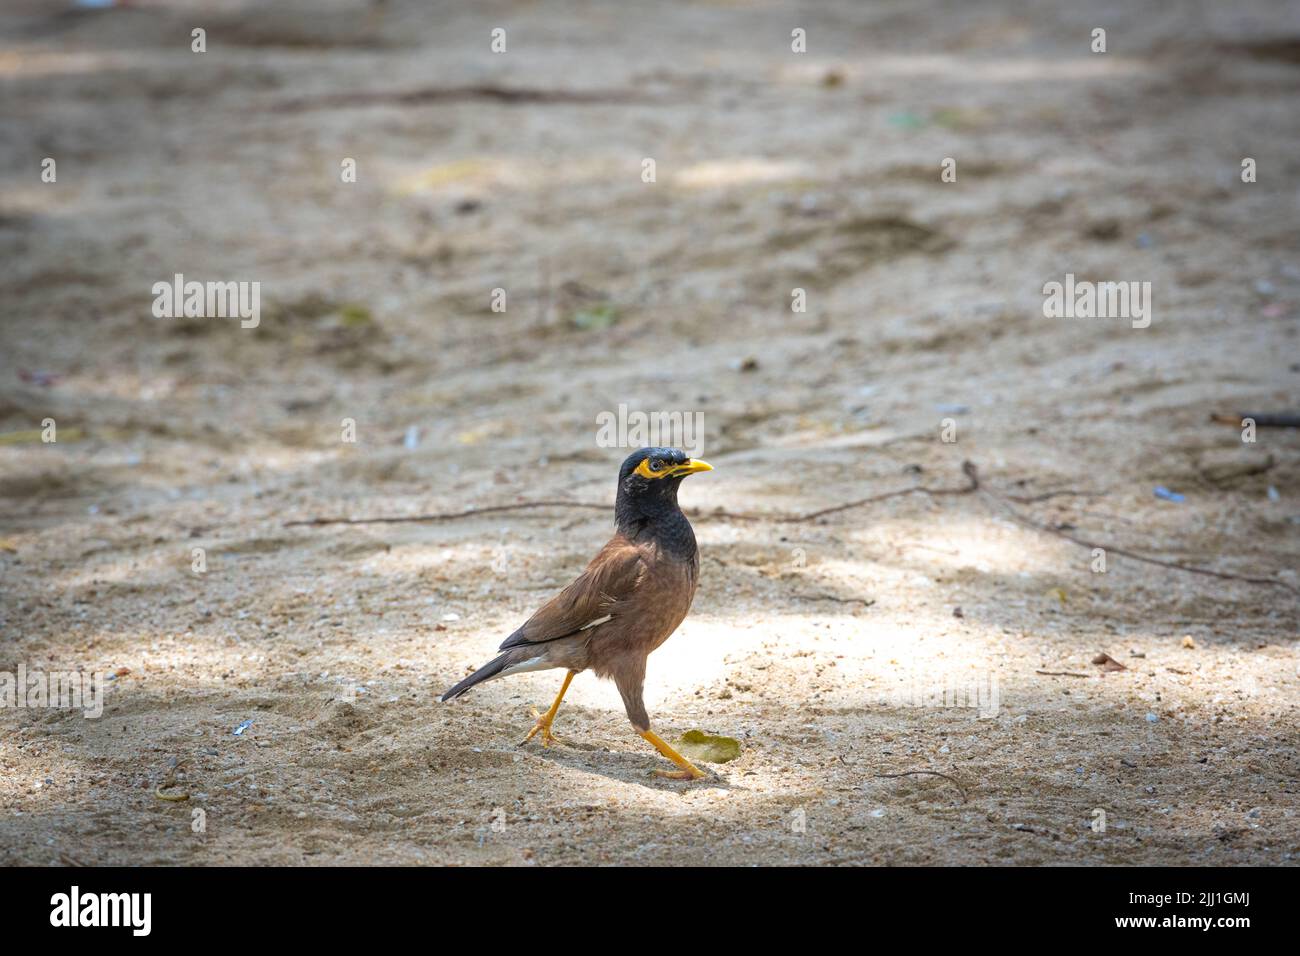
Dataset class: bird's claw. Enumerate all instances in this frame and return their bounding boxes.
[654,766,706,781]
[521,707,561,748]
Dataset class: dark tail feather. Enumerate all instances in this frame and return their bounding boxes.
[439,653,510,701]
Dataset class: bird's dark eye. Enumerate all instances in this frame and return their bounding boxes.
[648,458,663,473]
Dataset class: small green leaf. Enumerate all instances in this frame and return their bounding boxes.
[676,730,741,764]
[339,304,373,327]
[570,305,618,330]
[886,110,927,130]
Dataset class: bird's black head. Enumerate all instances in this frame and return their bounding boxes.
[614,447,713,532]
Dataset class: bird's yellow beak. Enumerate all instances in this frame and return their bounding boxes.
[672,459,713,476]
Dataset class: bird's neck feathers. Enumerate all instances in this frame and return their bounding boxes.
[615,481,697,560]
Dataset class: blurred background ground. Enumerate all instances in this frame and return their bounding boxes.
[0,0,1297,865]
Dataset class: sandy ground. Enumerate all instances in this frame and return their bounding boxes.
[1,0,1298,866]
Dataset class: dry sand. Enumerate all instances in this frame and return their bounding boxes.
[0,0,1297,865]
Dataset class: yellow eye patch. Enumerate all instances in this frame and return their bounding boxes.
[634,458,714,480]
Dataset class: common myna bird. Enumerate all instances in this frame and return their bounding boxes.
[440,447,713,779]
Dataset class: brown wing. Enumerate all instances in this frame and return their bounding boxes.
[498,534,647,650]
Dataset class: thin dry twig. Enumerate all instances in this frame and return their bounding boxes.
[1210,411,1300,429]
[275,85,657,112]
[1005,488,1105,504]
[285,459,1294,592]
[973,469,1296,593]
[285,500,607,527]
[875,770,968,803]
[795,593,876,607]
[282,477,979,527]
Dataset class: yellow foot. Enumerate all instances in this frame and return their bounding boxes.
[641,730,706,780]
[654,766,706,781]
[521,708,561,748]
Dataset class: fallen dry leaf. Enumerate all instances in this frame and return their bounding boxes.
[1091,652,1127,672]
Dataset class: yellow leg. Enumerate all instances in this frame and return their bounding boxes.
[522,671,575,748]
[641,730,705,780]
